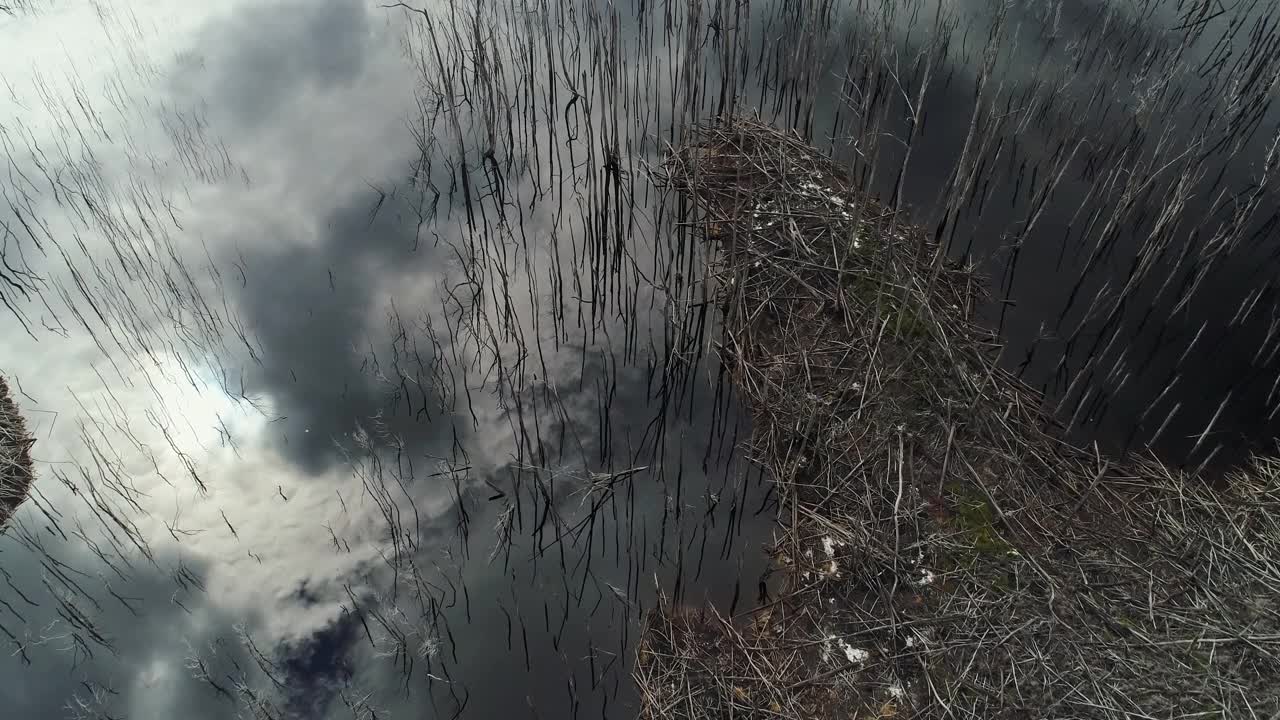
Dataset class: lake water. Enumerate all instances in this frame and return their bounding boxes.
[1,0,1278,717]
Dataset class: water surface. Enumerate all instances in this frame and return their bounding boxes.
[1,0,1278,717]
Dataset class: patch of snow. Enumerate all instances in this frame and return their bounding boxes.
[837,639,870,664]
[905,629,931,649]
[822,536,838,558]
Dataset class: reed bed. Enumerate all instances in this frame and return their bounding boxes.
[0,376,33,529]
[636,118,1280,719]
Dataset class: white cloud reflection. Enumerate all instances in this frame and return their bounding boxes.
[2,0,768,718]
[0,0,464,716]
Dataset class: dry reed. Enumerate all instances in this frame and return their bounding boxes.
[635,118,1280,719]
[0,376,34,529]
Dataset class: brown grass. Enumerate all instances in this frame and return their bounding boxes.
[636,117,1280,719]
[0,375,35,528]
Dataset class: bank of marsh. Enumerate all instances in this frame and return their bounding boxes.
[636,118,1280,720]
[0,377,33,530]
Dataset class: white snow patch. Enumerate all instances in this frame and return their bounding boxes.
[905,629,931,649]
[820,633,866,665]
[838,639,870,664]
[818,537,842,576]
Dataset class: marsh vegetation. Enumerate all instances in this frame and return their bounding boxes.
[639,119,1280,718]
[0,0,1279,717]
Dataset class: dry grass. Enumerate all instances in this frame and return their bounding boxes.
[0,375,34,528]
[636,118,1280,719]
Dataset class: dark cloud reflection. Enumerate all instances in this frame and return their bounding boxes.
[236,186,449,473]
[0,548,260,720]
[180,0,373,131]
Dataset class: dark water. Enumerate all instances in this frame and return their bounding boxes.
[1,0,1278,718]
